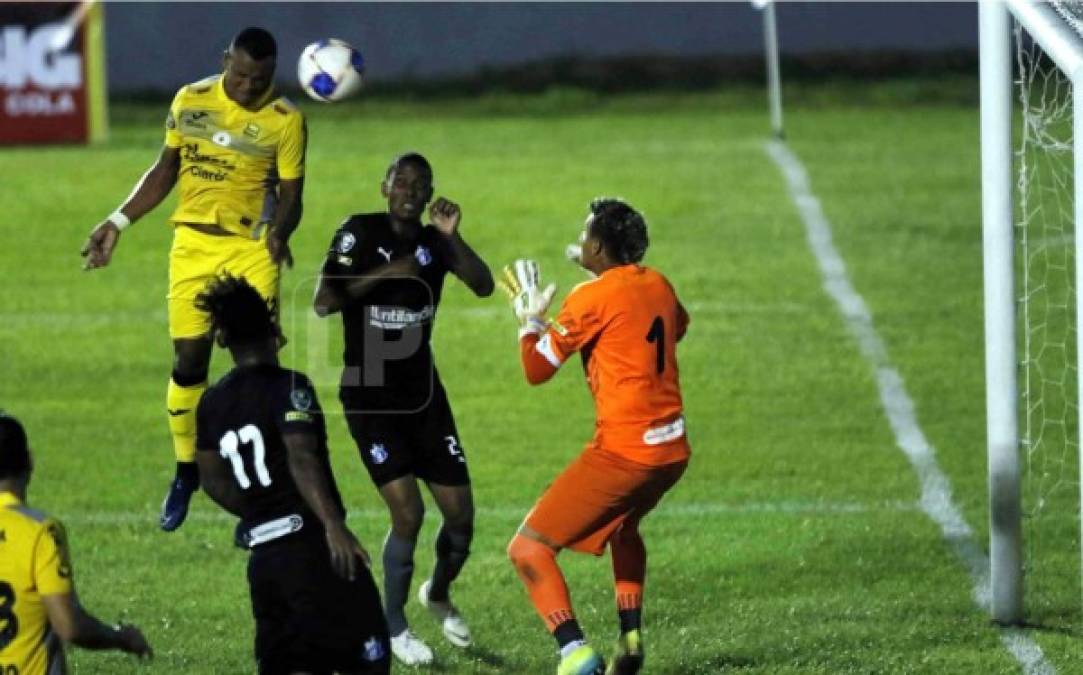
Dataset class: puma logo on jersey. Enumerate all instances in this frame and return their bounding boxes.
[377,246,392,262]
[167,408,191,417]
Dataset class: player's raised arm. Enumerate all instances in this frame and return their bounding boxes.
[284,430,369,580]
[429,197,494,297]
[313,223,425,317]
[498,260,563,385]
[80,145,180,271]
[313,254,422,317]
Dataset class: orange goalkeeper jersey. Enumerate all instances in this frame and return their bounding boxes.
[521,264,690,466]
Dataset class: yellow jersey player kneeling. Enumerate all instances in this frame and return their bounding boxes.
[0,413,152,673]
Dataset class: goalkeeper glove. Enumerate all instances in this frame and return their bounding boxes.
[497,259,557,338]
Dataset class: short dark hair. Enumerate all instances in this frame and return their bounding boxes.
[231,27,277,61]
[0,412,31,480]
[589,197,648,264]
[195,275,276,347]
[385,152,432,181]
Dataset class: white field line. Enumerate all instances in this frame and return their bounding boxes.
[63,499,918,526]
[765,139,1055,675]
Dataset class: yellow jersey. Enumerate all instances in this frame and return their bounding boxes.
[164,75,307,237]
[0,492,72,675]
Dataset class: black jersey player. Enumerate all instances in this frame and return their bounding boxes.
[313,152,493,666]
[193,275,390,675]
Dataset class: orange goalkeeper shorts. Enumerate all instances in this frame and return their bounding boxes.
[523,443,688,556]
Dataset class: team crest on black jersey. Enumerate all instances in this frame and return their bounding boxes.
[290,388,313,411]
[337,232,357,253]
[369,443,388,464]
[363,636,386,662]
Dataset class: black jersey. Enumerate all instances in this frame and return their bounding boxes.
[195,364,345,531]
[322,212,452,412]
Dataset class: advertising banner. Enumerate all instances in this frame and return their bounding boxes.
[0,1,107,145]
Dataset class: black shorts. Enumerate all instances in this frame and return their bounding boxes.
[341,385,471,488]
[248,528,390,675]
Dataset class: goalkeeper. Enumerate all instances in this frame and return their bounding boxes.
[500,198,691,675]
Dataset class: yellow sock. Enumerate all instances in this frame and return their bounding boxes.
[166,378,207,463]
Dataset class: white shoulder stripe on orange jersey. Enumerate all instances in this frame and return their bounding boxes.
[535,333,563,368]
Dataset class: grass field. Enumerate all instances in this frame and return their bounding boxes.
[3,78,1083,673]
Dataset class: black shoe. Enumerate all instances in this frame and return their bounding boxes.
[159,477,197,532]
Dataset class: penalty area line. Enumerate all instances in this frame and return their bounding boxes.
[765,138,1054,675]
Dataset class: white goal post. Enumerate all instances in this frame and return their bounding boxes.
[981,0,1083,626]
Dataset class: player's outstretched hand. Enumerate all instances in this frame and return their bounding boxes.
[498,259,557,336]
[429,197,461,236]
[116,622,153,659]
[80,221,121,271]
[266,229,294,268]
[326,521,370,581]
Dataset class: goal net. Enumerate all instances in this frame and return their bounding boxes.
[1015,1,1082,628]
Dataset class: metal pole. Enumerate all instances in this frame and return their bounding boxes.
[762,0,784,138]
[1074,64,1083,626]
[980,0,1023,625]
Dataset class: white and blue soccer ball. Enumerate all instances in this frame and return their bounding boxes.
[297,38,365,102]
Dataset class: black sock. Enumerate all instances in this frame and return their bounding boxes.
[619,608,641,634]
[171,368,207,388]
[553,618,585,649]
[382,531,417,636]
[176,461,199,487]
[428,524,471,602]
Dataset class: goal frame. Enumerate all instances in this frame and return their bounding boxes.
[981,0,1083,625]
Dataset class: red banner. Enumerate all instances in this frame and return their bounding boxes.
[0,1,106,145]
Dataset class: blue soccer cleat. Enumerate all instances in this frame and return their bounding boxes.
[159,476,198,532]
[557,645,605,675]
[606,629,644,675]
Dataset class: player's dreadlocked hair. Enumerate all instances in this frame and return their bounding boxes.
[195,275,276,348]
[385,151,433,180]
[0,411,31,480]
[589,197,649,264]
[231,27,277,61]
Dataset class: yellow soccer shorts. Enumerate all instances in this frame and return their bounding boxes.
[167,225,280,339]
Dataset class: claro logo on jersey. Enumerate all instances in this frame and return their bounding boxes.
[0,23,82,117]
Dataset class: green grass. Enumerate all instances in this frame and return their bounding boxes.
[2,79,1081,672]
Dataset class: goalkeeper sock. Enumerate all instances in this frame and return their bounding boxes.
[611,527,646,634]
[166,376,206,463]
[508,533,581,645]
[428,523,472,602]
[383,531,417,636]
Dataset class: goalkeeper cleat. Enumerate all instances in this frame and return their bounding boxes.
[557,645,606,675]
[605,630,644,675]
[418,579,473,647]
[159,476,198,532]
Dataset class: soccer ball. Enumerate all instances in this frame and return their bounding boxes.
[297,38,365,102]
